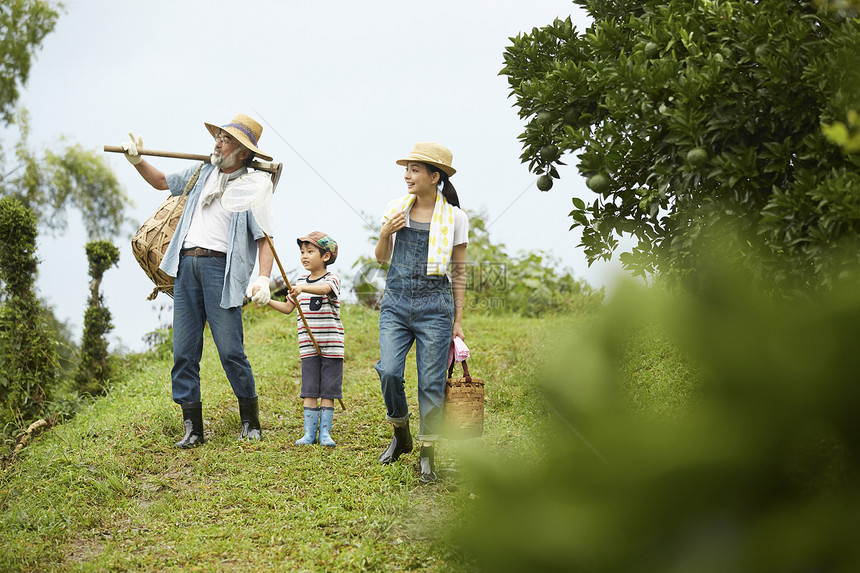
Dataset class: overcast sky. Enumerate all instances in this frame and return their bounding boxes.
[12,0,626,352]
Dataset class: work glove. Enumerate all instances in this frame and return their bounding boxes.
[121,132,143,165]
[248,275,271,306]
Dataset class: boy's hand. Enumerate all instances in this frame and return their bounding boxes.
[289,284,303,299]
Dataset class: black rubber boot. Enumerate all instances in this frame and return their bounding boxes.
[378,421,413,464]
[419,444,438,485]
[176,402,204,448]
[238,396,261,441]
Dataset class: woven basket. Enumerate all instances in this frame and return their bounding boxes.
[445,360,484,438]
[130,165,201,300]
[131,194,186,300]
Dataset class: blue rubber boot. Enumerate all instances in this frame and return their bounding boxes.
[295,407,319,445]
[318,406,336,447]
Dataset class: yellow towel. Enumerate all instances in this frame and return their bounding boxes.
[385,192,455,275]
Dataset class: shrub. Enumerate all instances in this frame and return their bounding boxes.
[73,240,119,396]
[0,197,59,433]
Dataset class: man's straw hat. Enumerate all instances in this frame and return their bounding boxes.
[396,142,456,176]
[205,113,273,162]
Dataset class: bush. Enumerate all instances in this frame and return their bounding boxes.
[464,212,603,316]
[0,197,59,433]
[73,240,119,396]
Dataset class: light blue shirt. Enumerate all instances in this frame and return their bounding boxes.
[159,163,265,309]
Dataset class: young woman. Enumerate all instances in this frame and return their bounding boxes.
[374,142,469,484]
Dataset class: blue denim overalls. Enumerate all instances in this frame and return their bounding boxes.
[375,225,454,441]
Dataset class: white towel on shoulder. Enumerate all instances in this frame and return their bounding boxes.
[385,191,455,275]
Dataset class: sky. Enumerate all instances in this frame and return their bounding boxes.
[11,0,628,352]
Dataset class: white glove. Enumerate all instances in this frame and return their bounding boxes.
[248,276,271,306]
[121,131,143,165]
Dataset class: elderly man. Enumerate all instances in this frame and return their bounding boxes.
[122,113,275,448]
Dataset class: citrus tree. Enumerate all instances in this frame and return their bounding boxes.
[502,0,860,288]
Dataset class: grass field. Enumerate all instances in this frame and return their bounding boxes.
[8,280,855,571]
[1,303,603,572]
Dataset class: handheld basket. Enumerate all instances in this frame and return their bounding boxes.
[445,360,484,438]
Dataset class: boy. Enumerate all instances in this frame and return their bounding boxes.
[255,232,343,446]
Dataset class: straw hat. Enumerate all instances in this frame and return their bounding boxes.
[205,113,273,162]
[396,142,456,176]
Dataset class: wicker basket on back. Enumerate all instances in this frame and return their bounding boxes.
[131,165,202,300]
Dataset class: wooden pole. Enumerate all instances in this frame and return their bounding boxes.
[103,145,281,174]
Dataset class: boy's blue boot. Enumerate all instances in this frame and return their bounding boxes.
[319,406,336,447]
[295,407,319,445]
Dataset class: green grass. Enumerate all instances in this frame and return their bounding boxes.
[1,304,602,572]
[616,319,700,419]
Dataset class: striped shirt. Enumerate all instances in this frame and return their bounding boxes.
[294,272,344,359]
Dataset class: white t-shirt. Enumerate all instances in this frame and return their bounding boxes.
[183,169,233,252]
[294,273,343,359]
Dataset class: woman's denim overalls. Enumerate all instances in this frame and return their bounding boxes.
[375,225,454,441]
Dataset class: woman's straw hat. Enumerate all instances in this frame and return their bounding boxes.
[205,113,273,162]
[396,142,456,176]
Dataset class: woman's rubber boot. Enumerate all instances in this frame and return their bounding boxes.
[295,407,320,445]
[176,402,204,448]
[378,421,413,464]
[238,396,262,441]
[419,444,438,485]
[318,406,336,447]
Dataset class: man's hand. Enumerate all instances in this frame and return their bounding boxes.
[248,276,271,306]
[121,132,143,165]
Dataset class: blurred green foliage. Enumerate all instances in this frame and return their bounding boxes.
[457,260,860,572]
[502,0,860,289]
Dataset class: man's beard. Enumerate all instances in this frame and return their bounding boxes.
[211,146,243,170]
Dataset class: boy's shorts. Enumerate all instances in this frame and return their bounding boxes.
[300,356,343,400]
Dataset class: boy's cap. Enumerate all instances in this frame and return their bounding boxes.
[297,231,338,264]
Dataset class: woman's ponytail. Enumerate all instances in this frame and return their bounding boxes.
[428,165,460,208]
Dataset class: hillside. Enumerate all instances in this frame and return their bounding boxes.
[1,303,582,572]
